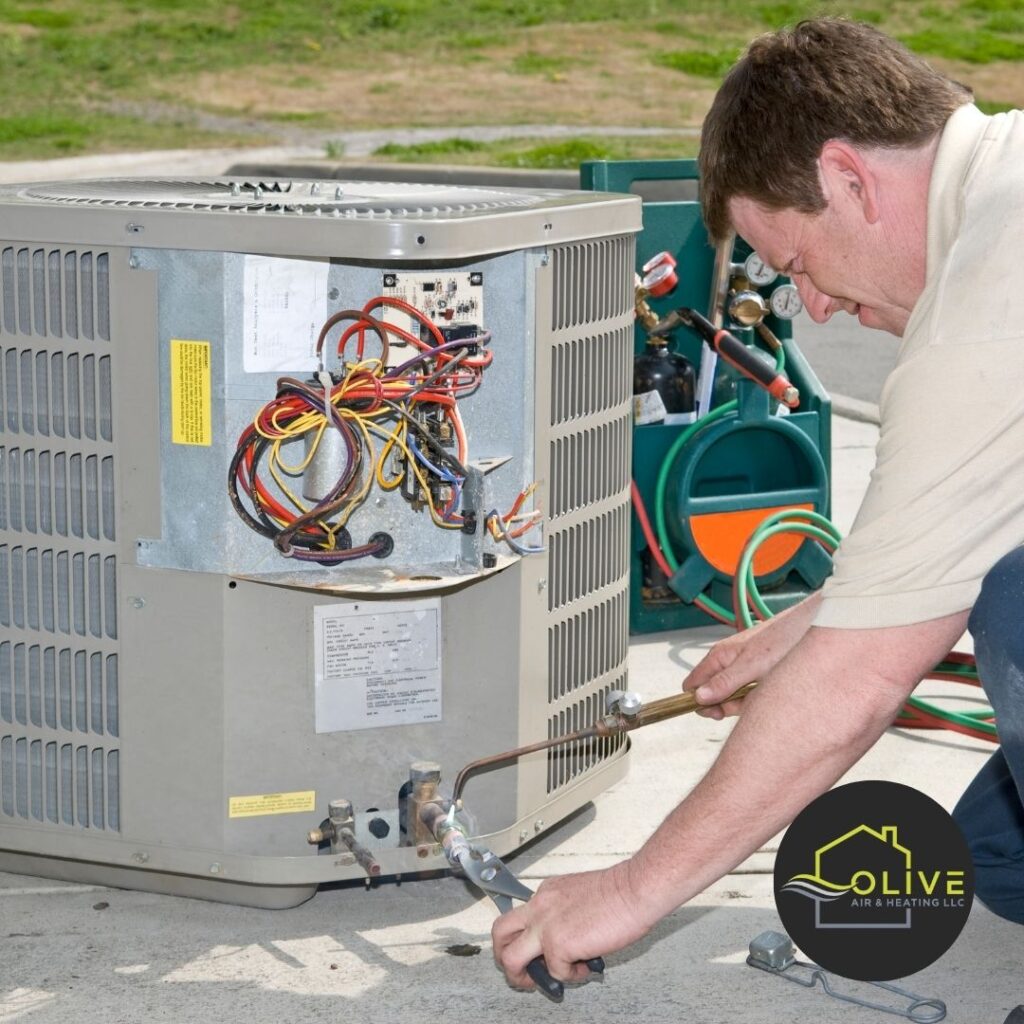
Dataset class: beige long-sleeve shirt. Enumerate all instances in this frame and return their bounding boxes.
[815,104,1024,629]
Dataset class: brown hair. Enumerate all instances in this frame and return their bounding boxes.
[699,18,971,241]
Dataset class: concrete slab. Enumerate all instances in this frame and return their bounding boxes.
[2,412,1014,1023]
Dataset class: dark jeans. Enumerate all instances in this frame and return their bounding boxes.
[952,546,1024,925]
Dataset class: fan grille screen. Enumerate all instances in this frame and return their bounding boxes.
[22,179,551,218]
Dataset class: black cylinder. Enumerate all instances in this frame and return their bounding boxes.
[634,342,696,424]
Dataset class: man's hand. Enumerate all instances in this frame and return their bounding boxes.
[492,861,653,990]
[684,593,821,719]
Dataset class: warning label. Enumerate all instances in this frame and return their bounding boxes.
[314,600,442,733]
[228,790,316,819]
[170,339,212,446]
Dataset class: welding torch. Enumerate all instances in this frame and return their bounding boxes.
[452,682,757,808]
[650,306,799,408]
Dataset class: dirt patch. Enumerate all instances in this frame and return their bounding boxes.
[156,19,1024,142]
[933,58,1024,106]
[165,23,719,131]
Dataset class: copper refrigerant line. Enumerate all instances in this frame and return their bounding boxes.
[451,683,757,807]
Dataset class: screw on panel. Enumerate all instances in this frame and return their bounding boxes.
[519,830,530,842]
[128,597,145,609]
[209,863,222,874]
[335,186,344,200]
[131,852,149,864]
[534,820,544,833]
[128,256,140,269]
[126,223,144,234]
[310,182,321,195]
[540,254,550,266]
[537,579,547,592]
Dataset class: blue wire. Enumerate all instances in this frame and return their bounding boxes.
[407,434,464,522]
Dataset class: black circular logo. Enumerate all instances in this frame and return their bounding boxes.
[774,781,973,981]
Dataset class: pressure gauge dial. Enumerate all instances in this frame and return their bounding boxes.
[744,252,778,287]
[770,283,803,320]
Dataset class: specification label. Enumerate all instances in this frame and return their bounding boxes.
[314,600,442,733]
[243,255,330,373]
[170,339,212,446]
[228,790,316,819]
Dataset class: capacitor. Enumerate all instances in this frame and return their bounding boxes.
[633,339,696,426]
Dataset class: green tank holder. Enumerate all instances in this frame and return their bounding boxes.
[581,159,832,633]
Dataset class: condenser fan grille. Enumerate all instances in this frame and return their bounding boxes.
[21,178,550,218]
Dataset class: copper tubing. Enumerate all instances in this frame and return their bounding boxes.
[451,683,757,806]
[337,827,382,877]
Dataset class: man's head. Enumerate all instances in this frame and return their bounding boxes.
[699,19,971,335]
[699,19,971,243]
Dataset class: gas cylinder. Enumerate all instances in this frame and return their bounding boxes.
[633,339,696,425]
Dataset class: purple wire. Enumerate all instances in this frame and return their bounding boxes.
[385,333,491,378]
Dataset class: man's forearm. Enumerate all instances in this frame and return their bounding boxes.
[627,613,969,924]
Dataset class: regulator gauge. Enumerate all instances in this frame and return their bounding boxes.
[744,252,778,287]
[770,283,803,320]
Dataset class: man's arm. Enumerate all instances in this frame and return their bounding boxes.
[492,609,969,986]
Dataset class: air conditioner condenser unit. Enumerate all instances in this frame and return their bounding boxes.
[0,177,641,907]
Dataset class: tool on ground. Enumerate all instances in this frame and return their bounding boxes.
[452,684,756,807]
[422,804,604,1002]
[747,930,946,1023]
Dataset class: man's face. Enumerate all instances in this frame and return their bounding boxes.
[728,196,914,337]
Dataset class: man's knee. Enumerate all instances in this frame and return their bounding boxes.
[969,547,1024,702]
[971,546,1024,638]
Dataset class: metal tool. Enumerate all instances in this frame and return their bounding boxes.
[423,804,605,1002]
[452,683,757,807]
[747,931,946,1023]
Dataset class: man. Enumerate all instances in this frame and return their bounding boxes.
[493,17,1024,988]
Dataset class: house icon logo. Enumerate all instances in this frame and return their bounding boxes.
[782,824,913,928]
[774,782,974,981]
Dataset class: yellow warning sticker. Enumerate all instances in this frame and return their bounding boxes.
[170,339,212,446]
[228,790,316,819]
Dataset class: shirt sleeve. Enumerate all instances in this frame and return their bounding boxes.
[814,333,1024,629]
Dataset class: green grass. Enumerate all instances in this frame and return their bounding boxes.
[0,0,1019,159]
[900,27,1024,62]
[512,51,574,76]
[975,98,1018,113]
[655,49,742,78]
[369,134,700,167]
[0,109,266,160]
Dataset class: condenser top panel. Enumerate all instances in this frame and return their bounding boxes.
[0,176,642,260]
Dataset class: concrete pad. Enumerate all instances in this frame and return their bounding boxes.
[1,413,1015,1023]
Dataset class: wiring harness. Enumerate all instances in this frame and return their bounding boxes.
[228,296,542,564]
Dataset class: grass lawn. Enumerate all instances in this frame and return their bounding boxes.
[0,0,1020,161]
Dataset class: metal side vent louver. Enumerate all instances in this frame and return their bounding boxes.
[22,179,551,218]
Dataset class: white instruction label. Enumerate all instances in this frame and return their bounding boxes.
[314,600,442,733]
[243,255,330,373]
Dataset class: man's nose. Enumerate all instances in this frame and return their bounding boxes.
[795,277,834,324]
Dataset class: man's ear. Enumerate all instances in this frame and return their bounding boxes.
[818,140,880,224]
